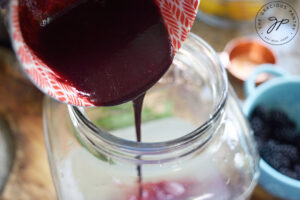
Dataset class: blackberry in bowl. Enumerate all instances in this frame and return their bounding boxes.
[243,66,300,200]
[250,107,300,179]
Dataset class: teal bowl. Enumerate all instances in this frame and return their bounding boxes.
[243,65,300,200]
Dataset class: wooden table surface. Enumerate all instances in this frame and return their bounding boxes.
[0,48,56,200]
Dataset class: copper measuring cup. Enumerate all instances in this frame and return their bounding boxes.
[219,38,276,83]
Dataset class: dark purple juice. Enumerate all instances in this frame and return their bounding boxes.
[133,94,145,199]
[19,0,173,106]
[19,1,174,199]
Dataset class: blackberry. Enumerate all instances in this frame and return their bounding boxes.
[257,127,271,139]
[250,117,264,132]
[294,165,300,175]
[294,134,300,150]
[251,106,268,121]
[261,140,292,170]
[263,152,291,170]
[262,140,281,153]
[250,117,271,138]
[254,135,265,152]
[278,144,299,162]
[268,109,295,128]
[279,167,298,180]
[294,165,300,180]
[274,127,298,143]
[287,120,297,130]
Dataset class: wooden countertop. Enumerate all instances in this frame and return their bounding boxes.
[0,48,56,200]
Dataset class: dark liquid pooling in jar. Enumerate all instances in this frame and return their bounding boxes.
[19,0,173,106]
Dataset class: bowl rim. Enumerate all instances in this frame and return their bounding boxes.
[259,159,300,187]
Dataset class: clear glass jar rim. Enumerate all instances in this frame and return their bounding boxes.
[70,33,228,154]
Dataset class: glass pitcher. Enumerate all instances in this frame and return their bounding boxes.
[44,33,259,200]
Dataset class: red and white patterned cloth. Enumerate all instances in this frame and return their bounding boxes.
[10,0,200,106]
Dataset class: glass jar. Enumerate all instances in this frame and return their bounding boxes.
[44,33,259,200]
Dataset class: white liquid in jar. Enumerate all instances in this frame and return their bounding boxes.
[57,118,233,200]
